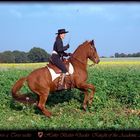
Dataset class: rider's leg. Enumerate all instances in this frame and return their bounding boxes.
[51,54,68,90]
[57,73,66,90]
[57,63,68,90]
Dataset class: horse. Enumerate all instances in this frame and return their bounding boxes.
[11,40,100,117]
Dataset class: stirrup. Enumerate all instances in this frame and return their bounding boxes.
[57,74,65,90]
[57,85,65,91]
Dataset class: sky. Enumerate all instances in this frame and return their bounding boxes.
[0,2,140,57]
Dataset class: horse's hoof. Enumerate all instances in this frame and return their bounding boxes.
[45,112,52,118]
[88,99,93,106]
[88,102,92,106]
[83,106,87,112]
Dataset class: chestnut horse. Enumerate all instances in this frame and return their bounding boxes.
[11,40,100,117]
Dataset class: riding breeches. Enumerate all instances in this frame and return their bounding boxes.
[51,54,68,73]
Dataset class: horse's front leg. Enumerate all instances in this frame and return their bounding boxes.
[88,84,95,106]
[76,82,95,111]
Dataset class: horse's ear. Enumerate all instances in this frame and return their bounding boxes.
[90,40,94,45]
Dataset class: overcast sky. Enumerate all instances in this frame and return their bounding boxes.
[0,2,140,57]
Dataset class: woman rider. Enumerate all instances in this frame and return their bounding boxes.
[51,29,71,90]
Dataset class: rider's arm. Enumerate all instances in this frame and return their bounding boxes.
[55,38,69,52]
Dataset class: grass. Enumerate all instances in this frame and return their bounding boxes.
[0,58,140,130]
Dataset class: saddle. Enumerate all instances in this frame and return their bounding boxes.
[47,58,70,74]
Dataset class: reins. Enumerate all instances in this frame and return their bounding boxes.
[70,54,86,65]
[70,55,96,67]
[69,41,97,67]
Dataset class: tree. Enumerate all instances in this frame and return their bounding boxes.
[28,47,50,62]
[0,51,15,63]
[136,52,140,57]
[119,53,126,57]
[115,53,119,58]
[114,52,140,57]
[13,50,28,63]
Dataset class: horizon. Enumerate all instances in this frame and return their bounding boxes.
[0,2,140,57]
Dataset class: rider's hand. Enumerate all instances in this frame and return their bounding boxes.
[67,53,72,56]
[66,44,70,49]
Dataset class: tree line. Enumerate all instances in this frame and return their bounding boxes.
[0,47,51,63]
[1,47,140,63]
[101,52,140,58]
[115,52,140,58]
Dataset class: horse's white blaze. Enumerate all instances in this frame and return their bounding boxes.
[48,63,74,81]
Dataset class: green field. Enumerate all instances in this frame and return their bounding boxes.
[0,58,140,130]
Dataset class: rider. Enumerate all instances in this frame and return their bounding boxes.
[51,29,71,90]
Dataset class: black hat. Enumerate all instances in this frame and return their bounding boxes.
[56,29,69,34]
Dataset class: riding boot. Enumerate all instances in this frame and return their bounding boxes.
[57,73,66,90]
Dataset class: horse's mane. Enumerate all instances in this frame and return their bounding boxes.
[72,41,89,55]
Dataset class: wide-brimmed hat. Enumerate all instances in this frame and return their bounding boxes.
[56,29,69,34]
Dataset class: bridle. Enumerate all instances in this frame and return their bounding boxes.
[70,41,97,67]
[70,53,96,67]
[88,46,96,67]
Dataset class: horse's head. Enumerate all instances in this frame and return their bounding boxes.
[87,40,100,64]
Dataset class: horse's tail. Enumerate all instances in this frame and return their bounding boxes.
[11,77,36,104]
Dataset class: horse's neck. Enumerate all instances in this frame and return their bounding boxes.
[72,45,88,65]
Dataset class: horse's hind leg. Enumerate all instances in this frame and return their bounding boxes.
[31,88,52,118]
[37,92,52,118]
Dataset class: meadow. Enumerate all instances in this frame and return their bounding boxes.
[0,58,140,130]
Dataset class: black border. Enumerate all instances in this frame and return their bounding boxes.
[0,0,140,138]
[0,129,140,138]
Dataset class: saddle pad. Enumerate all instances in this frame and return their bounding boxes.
[47,63,74,81]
